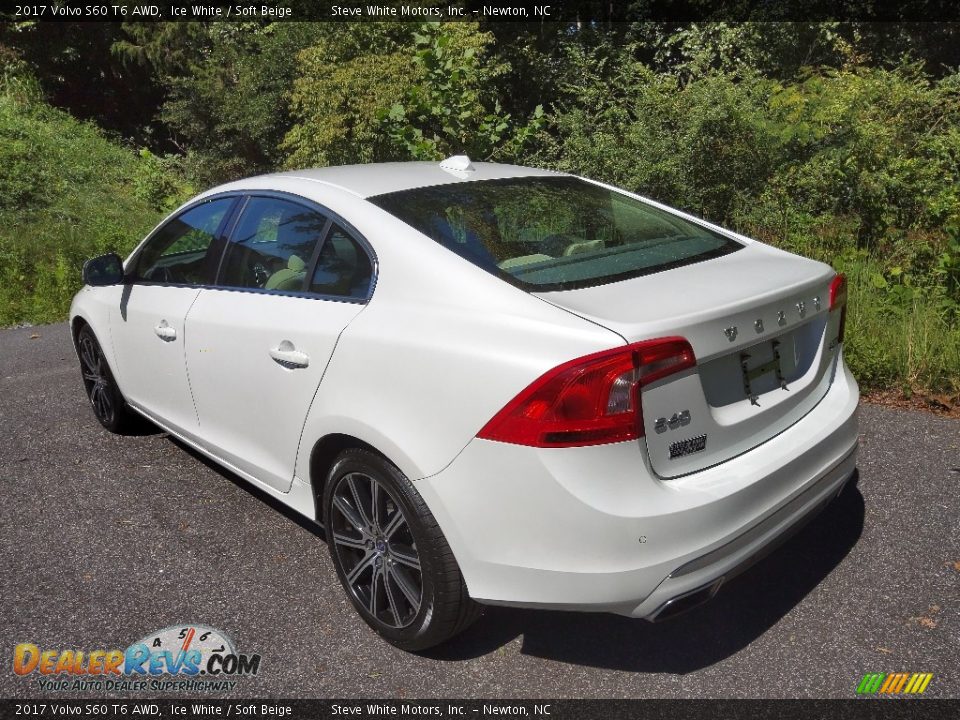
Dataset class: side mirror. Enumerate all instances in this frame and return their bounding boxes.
[82,253,125,287]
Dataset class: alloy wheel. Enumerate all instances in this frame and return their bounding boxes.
[79,333,115,426]
[329,472,423,628]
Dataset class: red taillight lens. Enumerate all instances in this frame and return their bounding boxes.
[829,273,848,343]
[477,337,696,448]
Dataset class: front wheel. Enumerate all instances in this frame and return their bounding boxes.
[76,324,136,433]
[323,448,481,651]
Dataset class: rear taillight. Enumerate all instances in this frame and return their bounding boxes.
[477,337,696,448]
[829,273,848,343]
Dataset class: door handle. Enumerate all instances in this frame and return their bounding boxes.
[154,320,176,342]
[269,340,309,369]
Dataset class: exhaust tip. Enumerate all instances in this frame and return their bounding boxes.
[650,579,723,622]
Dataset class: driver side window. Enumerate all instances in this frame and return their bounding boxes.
[135,199,233,284]
[218,197,328,293]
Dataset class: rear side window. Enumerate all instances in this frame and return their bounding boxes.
[134,198,233,284]
[218,197,328,292]
[370,176,742,292]
[310,223,373,299]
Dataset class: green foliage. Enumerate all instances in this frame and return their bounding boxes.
[529,45,959,396]
[639,22,852,81]
[1,23,163,144]
[1,22,957,399]
[0,78,172,325]
[131,149,194,213]
[531,44,783,221]
[284,22,543,167]
[837,250,960,395]
[749,65,960,248]
[282,23,416,168]
[378,23,543,161]
[119,22,328,185]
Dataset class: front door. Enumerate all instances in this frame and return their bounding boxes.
[110,197,236,434]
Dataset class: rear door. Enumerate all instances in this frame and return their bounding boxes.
[111,197,236,434]
[183,195,374,492]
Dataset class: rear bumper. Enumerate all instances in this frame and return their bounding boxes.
[416,349,859,618]
[643,450,855,620]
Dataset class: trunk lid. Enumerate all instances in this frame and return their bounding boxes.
[535,242,843,477]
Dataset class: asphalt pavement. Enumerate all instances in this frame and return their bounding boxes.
[1,323,957,699]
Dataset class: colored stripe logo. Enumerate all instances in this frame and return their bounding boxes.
[857,673,933,694]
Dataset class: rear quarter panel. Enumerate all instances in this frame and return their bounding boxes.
[290,197,624,484]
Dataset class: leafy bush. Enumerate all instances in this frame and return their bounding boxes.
[282,23,418,168]
[527,47,959,397]
[132,149,194,213]
[0,75,184,325]
[284,22,543,167]
[528,47,784,222]
[1,27,957,400]
[115,23,329,186]
[378,22,543,161]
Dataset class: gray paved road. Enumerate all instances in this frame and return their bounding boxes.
[1,323,957,699]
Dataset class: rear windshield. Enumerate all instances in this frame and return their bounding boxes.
[370,176,742,292]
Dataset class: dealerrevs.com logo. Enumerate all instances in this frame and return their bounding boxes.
[13,625,261,692]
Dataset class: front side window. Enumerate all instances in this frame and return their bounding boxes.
[370,176,742,292]
[218,197,328,292]
[134,198,234,284]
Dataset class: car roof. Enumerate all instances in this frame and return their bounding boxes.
[263,160,565,199]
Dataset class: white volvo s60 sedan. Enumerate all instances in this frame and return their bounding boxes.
[71,157,859,650]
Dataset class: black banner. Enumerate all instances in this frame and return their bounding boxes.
[1,700,958,720]
[4,0,960,23]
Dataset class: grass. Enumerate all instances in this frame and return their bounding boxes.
[842,258,960,399]
[0,79,169,326]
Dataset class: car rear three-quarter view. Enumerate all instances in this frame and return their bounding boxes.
[70,157,859,650]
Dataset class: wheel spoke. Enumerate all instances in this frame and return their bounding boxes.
[91,383,110,420]
[388,563,421,612]
[81,339,102,376]
[371,480,385,533]
[381,510,405,541]
[82,371,99,382]
[80,339,95,370]
[332,530,367,551]
[332,495,366,534]
[369,564,384,617]
[390,545,421,572]
[346,551,376,586]
[382,567,403,625]
[346,474,374,530]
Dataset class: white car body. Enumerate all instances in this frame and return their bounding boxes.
[71,160,858,630]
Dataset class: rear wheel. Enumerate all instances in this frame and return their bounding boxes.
[323,448,481,651]
[77,324,135,433]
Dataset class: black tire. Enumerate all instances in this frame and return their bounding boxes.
[323,448,482,651]
[76,324,136,434]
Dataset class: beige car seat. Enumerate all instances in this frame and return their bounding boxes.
[265,254,306,291]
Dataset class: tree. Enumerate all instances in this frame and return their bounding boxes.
[378,22,542,162]
[116,22,327,184]
[282,23,416,168]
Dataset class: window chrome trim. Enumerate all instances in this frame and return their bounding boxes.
[126,190,378,305]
